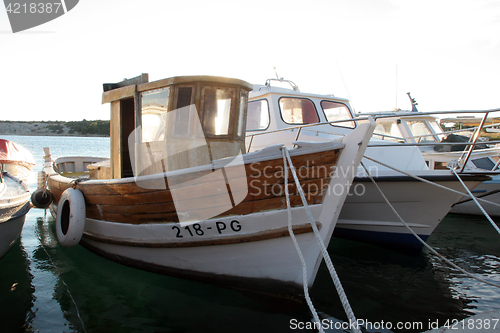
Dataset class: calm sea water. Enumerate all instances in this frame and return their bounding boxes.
[1,135,499,333]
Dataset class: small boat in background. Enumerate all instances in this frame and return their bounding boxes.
[359,94,500,216]
[0,139,35,182]
[0,139,32,259]
[39,74,375,295]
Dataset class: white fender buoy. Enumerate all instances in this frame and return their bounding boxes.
[56,188,86,247]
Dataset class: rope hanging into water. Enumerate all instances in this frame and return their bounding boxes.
[282,147,362,333]
[281,148,323,333]
[360,162,500,289]
[449,167,500,235]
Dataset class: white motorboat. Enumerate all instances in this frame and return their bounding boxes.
[0,139,35,182]
[0,141,32,259]
[39,74,375,295]
[246,79,489,251]
[360,97,500,216]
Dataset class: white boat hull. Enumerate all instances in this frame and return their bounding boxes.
[449,176,500,216]
[77,207,326,294]
[0,174,31,259]
[0,214,27,259]
[335,173,487,251]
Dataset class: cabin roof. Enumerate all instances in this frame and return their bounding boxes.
[102,75,253,104]
[138,75,253,92]
[249,84,350,103]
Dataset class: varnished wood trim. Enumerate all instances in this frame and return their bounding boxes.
[82,222,321,248]
[102,85,136,104]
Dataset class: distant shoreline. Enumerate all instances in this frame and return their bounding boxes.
[0,120,110,137]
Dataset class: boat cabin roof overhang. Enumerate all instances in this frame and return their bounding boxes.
[103,75,253,104]
[249,84,350,104]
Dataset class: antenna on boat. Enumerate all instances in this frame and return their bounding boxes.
[407,92,419,112]
[273,67,280,80]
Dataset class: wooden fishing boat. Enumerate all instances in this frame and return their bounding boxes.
[40,74,375,294]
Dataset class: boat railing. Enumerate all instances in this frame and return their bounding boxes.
[371,132,407,142]
[262,77,300,92]
[367,108,500,172]
[246,118,367,151]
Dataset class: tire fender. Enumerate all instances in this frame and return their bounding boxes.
[56,188,86,247]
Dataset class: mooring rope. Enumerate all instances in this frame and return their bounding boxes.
[360,162,500,289]
[363,155,500,209]
[282,147,362,333]
[449,167,500,236]
[282,148,324,333]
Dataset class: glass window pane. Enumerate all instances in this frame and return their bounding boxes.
[408,120,437,142]
[429,121,446,141]
[246,99,270,131]
[141,88,170,142]
[237,90,249,139]
[174,86,194,137]
[279,98,319,124]
[472,157,495,170]
[373,121,404,141]
[321,101,355,128]
[176,86,193,109]
[202,87,236,136]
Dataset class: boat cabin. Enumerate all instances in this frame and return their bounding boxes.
[101,74,253,179]
[363,111,500,170]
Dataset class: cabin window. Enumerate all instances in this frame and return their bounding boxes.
[471,157,497,171]
[279,97,319,124]
[407,120,437,143]
[247,99,270,131]
[373,121,404,142]
[428,121,446,141]
[236,90,249,139]
[201,86,236,137]
[176,86,194,109]
[173,86,196,137]
[321,101,355,128]
[141,87,170,142]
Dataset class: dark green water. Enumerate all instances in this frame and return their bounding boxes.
[1,135,499,332]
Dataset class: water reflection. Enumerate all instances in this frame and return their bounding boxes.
[0,237,35,333]
[32,214,313,333]
[2,195,499,332]
[310,214,500,332]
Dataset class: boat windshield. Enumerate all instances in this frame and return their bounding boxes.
[141,87,170,142]
[201,86,236,137]
[407,120,438,143]
[428,121,446,141]
[373,120,404,142]
[321,101,355,128]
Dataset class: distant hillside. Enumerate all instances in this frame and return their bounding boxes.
[0,120,110,137]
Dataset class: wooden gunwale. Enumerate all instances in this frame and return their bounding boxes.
[47,149,340,224]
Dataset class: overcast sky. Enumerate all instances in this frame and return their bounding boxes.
[1,0,499,121]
